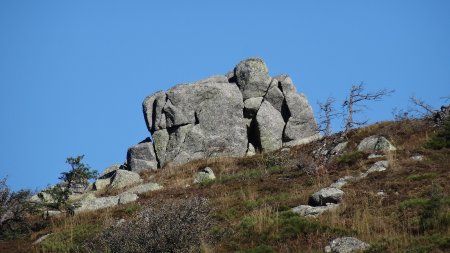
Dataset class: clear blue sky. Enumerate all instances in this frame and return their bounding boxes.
[1,1,449,191]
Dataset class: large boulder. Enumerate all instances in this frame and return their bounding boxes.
[139,58,319,169]
[235,58,271,100]
[127,138,158,172]
[283,92,320,146]
[256,101,285,152]
[144,80,248,167]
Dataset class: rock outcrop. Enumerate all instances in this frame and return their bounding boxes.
[134,58,319,169]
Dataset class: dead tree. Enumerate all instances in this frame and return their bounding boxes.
[317,97,339,137]
[409,96,435,117]
[343,82,394,133]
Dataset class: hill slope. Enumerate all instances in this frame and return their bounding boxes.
[1,118,449,253]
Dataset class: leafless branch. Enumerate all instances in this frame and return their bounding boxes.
[343,82,394,133]
[409,96,435,116]
[317,97,339,137]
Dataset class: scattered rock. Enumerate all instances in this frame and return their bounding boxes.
[127,138,158,172]
[125,182,163,194]
[357,136,396,153]
[329,176,353,189]
[77,195,120,212]
[246,143,256,156]
[368,154,384,159]
[292,203,339,217]
[410,155,424,161]
[98,164,121,179]
[376,191,386,197]
[331,142,348,155]
[358,161,389,179]
[194,167,216,184]
[33,233,52,245]
[116,218,126,226]
[118,192,138,205]
[366,160,389,174]
[309,187,344,206]
[325,237,369,253]
[110,170,143,190]
[94,178,111,191]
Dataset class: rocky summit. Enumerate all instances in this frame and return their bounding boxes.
[131,58,319,170]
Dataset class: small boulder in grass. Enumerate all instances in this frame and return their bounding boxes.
[325,237,369,253]
[357,136,396,153]
[110,170,143,189]
[308,187,344,206]
[194,167,216,184]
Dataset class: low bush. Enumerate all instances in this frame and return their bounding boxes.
[87,197,212,253]
[425,118,450,149]
[336,151,366,167]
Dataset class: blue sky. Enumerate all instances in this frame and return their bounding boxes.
[1,1,449,191]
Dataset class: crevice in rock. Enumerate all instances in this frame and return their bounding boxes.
[280,99,291,123]
[228,68,237,83]
[247,118,261,152]
[150,99,158,133]
[262,78,274,99]
[278,80,284,93]
[194,111,200,125]
[166,123,190,135]
[282,122,293,142]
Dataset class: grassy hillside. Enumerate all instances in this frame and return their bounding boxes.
[1,118,449,252]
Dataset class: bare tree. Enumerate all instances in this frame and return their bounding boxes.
[343,82,394,133]
[317,96,339,137]
[409,96,435,117]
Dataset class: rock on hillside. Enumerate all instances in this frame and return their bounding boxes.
[135,58,319,168]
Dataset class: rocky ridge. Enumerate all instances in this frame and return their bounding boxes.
[131,58,319,171]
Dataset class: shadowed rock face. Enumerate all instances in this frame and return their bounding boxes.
[138,58,319,168]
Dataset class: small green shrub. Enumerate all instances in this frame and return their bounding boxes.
[400,198,430,209]
[279,211,326,239]
[336,151,365,167]
[406,172,438,181]
[125,204,141,215]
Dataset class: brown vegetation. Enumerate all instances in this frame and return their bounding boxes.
[1,118,449,252]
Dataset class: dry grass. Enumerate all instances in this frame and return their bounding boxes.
[1,119,449,252]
